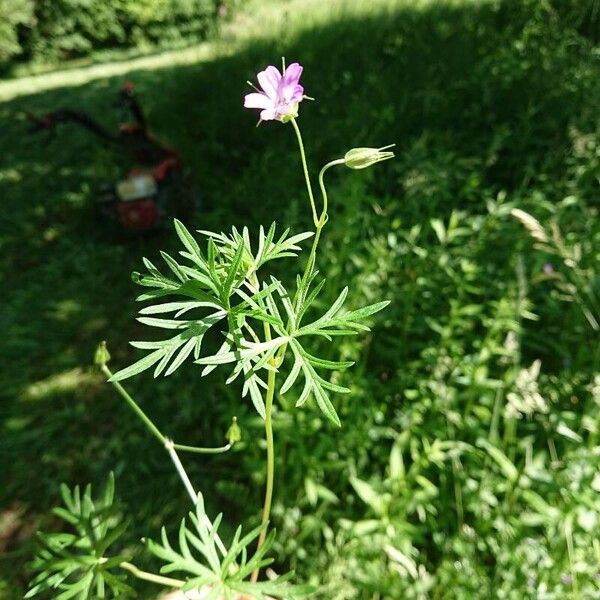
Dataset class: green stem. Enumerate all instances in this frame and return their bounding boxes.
[294,158,345,312]
[120,561,184,588]
[290,116,319,227]
[291,158,344,307]
[164,438,199,503]
[102,364,234,455]
[565,519,580,599]
[298,225,323,295]
[164,438,228,558]
[318,158,345,219]
[102,363,229,557]
[101,365,165,445]
[289,119,345,308]
[251,366,277,582]
[173,442,233,454]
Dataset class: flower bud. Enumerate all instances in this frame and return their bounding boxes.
[226,416,241,445]
[344,145,395,170]
[94,341,111,366]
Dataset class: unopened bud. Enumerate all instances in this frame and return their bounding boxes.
[226,416,241,445]
[94,341,111,366]
[344,144,395,170]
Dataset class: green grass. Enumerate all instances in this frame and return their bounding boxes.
[1,0,600,597]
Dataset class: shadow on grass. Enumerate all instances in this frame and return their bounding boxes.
[0,0,597,595]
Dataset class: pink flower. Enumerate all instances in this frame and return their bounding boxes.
[244,62,305,122]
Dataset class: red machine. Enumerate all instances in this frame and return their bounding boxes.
[27,81,198,231]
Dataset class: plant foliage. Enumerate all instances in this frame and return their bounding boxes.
[146,493,313,599]
[110,220,388,426]
[26,474,133,599]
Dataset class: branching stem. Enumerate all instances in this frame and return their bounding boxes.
[289,121,344,315]
[102,364,235,455]
[251,121,344,582]
[101,364,230,557]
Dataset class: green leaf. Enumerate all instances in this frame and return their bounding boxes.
[160,251,188,283]
[195,337,289,367]
[139,301,222,316]
[350,477,386,516]
[477,439,519,482]
[280,339,350,425]
[280,351,303,395]
[108,349,164,382]
[145,492,304,596]
[303,350,354,370]
[174,218,203,259]
[165,337,197,376]
[556,421,582,442]
[27,475,132,599]
[338,300,391,323]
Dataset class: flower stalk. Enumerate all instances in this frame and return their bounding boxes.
[291,116,319,227]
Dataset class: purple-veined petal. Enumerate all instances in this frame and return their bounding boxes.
[257,66,281,100]
[244,92,273,109]
[281,83,304,103]
[282,63,303,87]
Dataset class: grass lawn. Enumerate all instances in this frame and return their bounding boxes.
[1,0,600,597]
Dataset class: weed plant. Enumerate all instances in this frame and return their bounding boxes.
[2,0,600,598]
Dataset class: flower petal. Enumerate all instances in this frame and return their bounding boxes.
[260,107,278,121]
[257,66,281,100]
[244,92,273,109]
[282,63,303,87]
[281,83,304,104]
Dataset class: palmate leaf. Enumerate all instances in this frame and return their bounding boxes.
[111,222,308,385]
[26,474,133,599]
[228,276,389,425]
[195,334,289,418]
[145,494,314,600]
[198,222,314,274]
[111,221,389,425]
[266,277,389,426]
[279,340,352,427]
[109,311,227,382]
[295,286,390,339]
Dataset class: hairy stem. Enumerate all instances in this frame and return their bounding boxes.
[251,367,277,582]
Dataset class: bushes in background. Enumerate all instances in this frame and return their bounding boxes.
[0,0,34,63]
[1,0,220,66]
